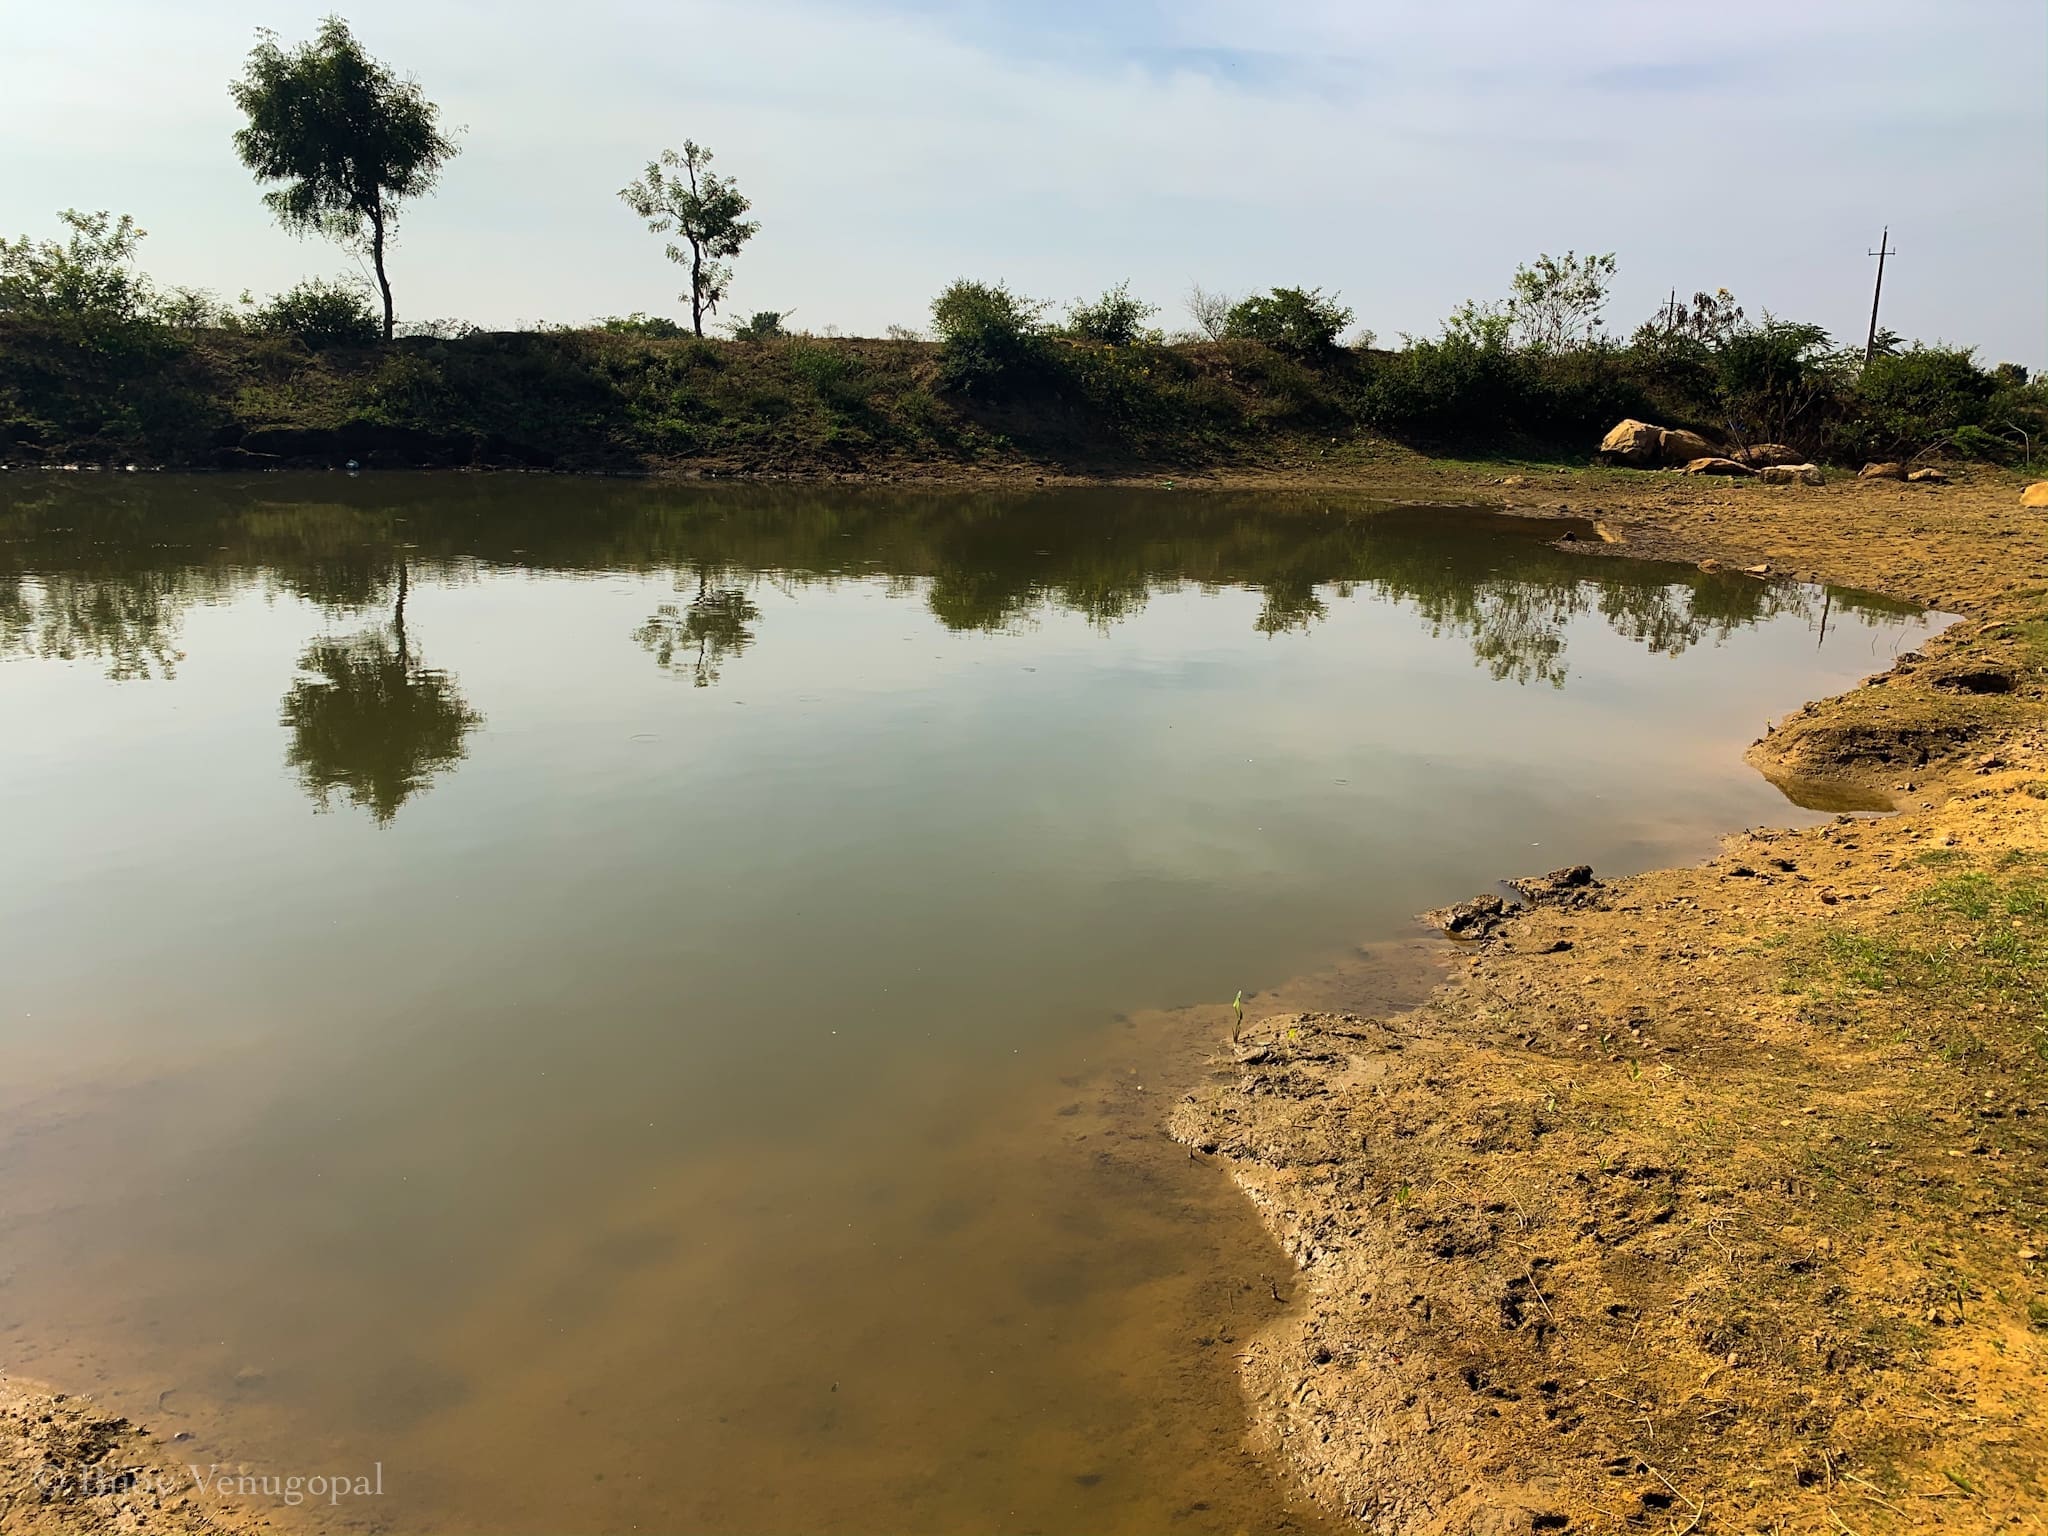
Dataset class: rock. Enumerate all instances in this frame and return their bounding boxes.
[1658,427,1722,465]
[1759,463,1824,485]
[1422,893,1516,940]
[1906,467,1947,483]
[1509,865,1604,909]
[2022,481,2048,508]
[1598,419,1664,467]
[1736,442,1806,468]
[1685,456,1754,476]
[1859,461,1906,480]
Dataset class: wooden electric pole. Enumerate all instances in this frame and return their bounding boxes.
[1864,227,1896,365]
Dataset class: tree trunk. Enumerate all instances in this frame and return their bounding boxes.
[690,236,705,338]
[370,206,395,342]
[393,558,410,669]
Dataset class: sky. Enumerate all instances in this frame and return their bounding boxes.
[6,0,2045,364]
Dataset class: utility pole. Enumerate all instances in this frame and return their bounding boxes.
[1864,227,1896,365]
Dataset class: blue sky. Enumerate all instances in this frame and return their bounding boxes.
[6,0,2044,363]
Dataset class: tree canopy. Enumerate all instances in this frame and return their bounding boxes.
[619,143,758,338]
[230,16,458,341]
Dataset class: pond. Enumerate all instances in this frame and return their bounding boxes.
[0,476,1936,1533]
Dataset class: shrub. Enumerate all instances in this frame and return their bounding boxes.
[1064,282,1159,346]
[0,210,170,358]
[248,277,380,348]
[929,279,1051,395]
[787,339,871,413]
[154,286,237,330]
[597,313,688,338]
[1846,345,1996,458]
[1223,286,1353,357]
[1713,319,1840,450]
[725,309,790,341]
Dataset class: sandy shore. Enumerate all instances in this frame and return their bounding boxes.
[1171,466,2047,1534]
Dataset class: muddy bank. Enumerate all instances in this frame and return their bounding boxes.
[1171,469,2047,1533]
[0,1376,288,1533]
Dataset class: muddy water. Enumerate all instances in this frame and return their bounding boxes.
[0,479,1938,1533]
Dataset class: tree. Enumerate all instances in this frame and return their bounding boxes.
[1186,284,1234,341]
[230,16,459,342]
[619,143,758,338]
[1507,251,1616,350]
[1632,287,1745,351]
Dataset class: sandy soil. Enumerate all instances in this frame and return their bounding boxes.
[1170,466,2048,1534]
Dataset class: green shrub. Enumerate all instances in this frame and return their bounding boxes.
[930,279,1052,395]
[1064,282,1159,346]
[0,210,174,360]
[725,309,790,341]
[248,277,380,348]
[1846,345,1997,458]
[597,312,688,338]
[787,340,871,413]
[1223,287,1353,357]
[154,286,238,331]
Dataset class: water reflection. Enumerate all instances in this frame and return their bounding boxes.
[0,477,1915,821]
[280,565,483,824]
[635,570,762,687]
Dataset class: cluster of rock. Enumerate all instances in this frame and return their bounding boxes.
[1596,419,1821,483]
[1857,461,1949,484]
[1421,864,1607,941]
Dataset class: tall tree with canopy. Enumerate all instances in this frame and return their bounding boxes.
[619,143,758,338]
[229,16,459,341]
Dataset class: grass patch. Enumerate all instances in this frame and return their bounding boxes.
[1781,851,2048,1064]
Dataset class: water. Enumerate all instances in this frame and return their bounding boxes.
[0,476,1936,1533]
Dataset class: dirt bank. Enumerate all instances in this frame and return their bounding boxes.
[0,1376,287,1533]
[1171,467,2047,1534]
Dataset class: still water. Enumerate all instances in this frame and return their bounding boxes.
[0,477,1935,1533]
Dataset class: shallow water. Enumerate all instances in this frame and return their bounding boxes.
[0,477,1937,1533]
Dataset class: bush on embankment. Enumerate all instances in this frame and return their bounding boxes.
[4,237,2044,473]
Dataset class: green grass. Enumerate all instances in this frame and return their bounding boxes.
[1781,852,2048,1065]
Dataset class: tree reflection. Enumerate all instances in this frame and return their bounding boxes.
[0,571,192,679]
[280,563,482,824]
[635,572,760,687]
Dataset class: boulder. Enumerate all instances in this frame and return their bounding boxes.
[1736,442,1806,468]
[1760,463,1824,485]
[1859,461,1906,480]
[1658,427,1722,465]
[1685,456,1755,476]
[1906,467,1948,484]
[2022,481,2048,508]
[1598,418,1663,466]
